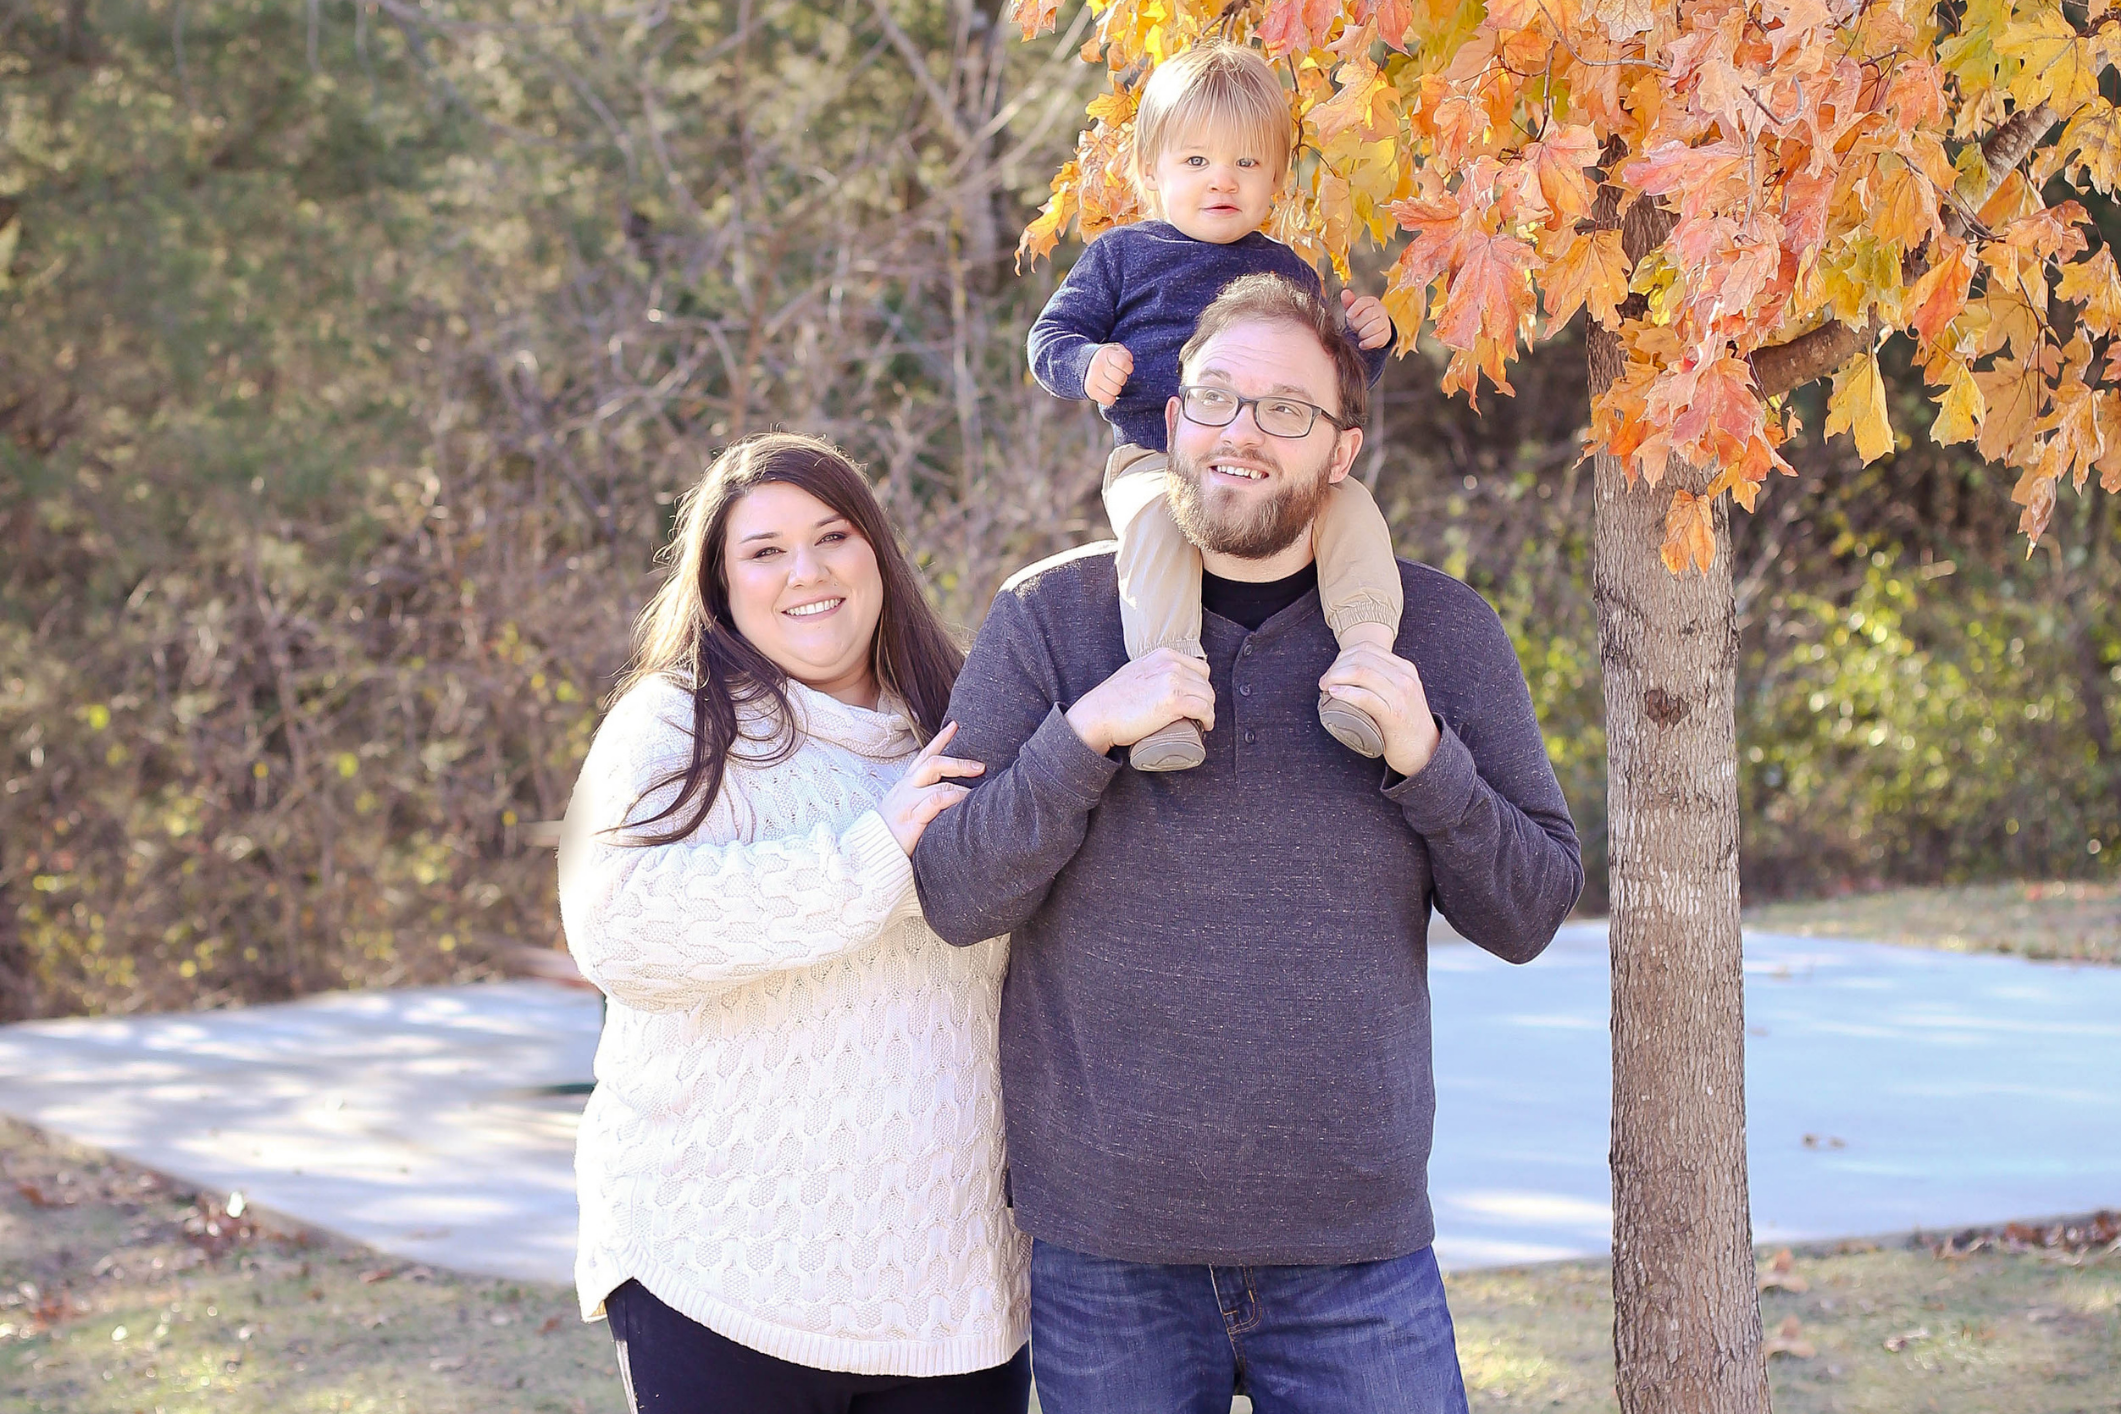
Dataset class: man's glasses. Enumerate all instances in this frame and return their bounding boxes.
[1178,385,1349,440]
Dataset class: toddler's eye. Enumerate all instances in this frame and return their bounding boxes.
[1238,158,1258,168]
[1185,155,1207,167]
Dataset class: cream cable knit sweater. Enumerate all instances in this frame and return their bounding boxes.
[558,676,1028,1376]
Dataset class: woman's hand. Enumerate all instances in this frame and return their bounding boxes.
[881,722,986,854]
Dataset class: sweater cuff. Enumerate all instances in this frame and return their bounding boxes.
[1383,716,1479,836]
[1020,705,1122,809]
[845,808,919,919]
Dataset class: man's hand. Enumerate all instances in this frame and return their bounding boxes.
[1083,343,1135,406]
[1064,648,1215,755]
[1341,289,1392,351]
[1319,644,1441,778]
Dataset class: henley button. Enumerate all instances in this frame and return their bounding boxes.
[1239,683,1253,697]
[1243,729,1257,744]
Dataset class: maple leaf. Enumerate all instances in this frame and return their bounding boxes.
[1007,0,1060,40]
[1524,124,1602,227]
[1259,0,1342,57]
[1975,357,2047,465]
[1312,55,1400,153]
[1016,162,1080,272]
[1586,0,1657,41]
[1824,352,1894,463]
[1355,0,1418,50]
[2056,247,2121,335]
[2060,100,2121,193]
[1661,488,1719,575]
[1998,2,2103,115]
[1434,228,1538,351]
[1541,227,1632,328]
[1930,361,1986,445]
[1904,240,1975,348]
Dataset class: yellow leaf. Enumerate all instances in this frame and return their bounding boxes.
[1999,2,2102,113]
[1540,228,1631,330]
[2056,247,2121,335]
[2061,100,2121,193]
[1974,357,2045,464]
[1825,352,1894,463]
[1930,362,1986,445]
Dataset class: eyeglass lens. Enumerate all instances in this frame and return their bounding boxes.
[1183,388,1320,438]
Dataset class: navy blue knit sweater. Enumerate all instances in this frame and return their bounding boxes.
[1027,221,1391,451]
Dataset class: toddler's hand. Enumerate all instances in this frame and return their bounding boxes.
[1342,290,1393,351]
[1084,343,1134,406]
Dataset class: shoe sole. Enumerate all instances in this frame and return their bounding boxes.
[1129,721,1206,772]
[1318,697,1386,758]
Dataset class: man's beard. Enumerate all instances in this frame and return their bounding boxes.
[1166,443,1334,560]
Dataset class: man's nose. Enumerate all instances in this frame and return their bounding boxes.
[1224,405,1268,445]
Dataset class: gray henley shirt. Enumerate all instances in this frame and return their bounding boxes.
[912,544,1583,1265]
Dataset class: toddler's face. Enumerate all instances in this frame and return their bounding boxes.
[1142,124,1280,244]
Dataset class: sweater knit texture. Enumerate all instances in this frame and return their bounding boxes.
[912,546,1583,1265]
[1026,221,1391,452]
[558,677,1028,1376]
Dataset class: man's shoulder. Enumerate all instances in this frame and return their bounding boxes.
[1396,557,1508,630]
[998,540,1119,600]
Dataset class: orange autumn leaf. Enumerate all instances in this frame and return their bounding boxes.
[1542,227,1632,328]
[1661,488,1719,575]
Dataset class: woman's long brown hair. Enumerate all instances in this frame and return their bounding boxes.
[609,432,964,846]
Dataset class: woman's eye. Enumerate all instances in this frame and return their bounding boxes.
[750,546,780,559]
[819,531,847,545]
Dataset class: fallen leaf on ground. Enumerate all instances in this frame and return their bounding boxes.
[1763,1315,1816,1359]
[1884,1325,1931,1351]
[429,1353,468,1371]
[1759,1247,1811,1293]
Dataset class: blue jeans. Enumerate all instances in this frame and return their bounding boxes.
[1028,1239,1470,1414]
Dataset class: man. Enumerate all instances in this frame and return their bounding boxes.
[912,274,1583,1412]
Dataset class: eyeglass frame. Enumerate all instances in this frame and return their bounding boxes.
[1174,384,1354,440]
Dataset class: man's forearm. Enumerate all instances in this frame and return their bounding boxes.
[913,708,1119,946]
[1390,721,1583,964]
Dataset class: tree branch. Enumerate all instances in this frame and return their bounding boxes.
[1750,101,2055,400]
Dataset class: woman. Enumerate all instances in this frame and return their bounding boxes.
[558,432,1028,1412]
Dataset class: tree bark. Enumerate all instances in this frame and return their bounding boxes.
[1592,196,1770,1414]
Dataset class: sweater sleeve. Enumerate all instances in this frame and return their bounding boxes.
[1028,239,1121,401]
[557,686,921,1011]
[1383,616,1584,965]
[913,589,1122,946]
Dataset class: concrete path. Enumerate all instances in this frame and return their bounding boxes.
[1428,923,2121,1267]
[1,926,2116,1285]
[0,982,596,1283]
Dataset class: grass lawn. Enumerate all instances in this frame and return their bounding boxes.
[6,1120,2116,1414]
[1743,879,2119,966]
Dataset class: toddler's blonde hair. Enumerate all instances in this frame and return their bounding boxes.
[1130,43,1293,202]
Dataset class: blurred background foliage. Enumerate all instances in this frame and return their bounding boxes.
[1,0,2115,1019]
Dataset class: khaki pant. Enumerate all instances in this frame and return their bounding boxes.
[1101,443,1403,662]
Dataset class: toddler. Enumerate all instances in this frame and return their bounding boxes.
[1028,42,1401,771]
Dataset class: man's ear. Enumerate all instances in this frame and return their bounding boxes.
[1166,395,1182,446]
[1326,425,1364,485]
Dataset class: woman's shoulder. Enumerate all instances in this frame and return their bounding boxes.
[599,675,698,741]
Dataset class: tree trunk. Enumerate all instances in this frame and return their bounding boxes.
[1589,198,1770,1413]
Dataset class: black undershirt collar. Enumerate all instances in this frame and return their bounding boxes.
[1200,561,1319,633]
